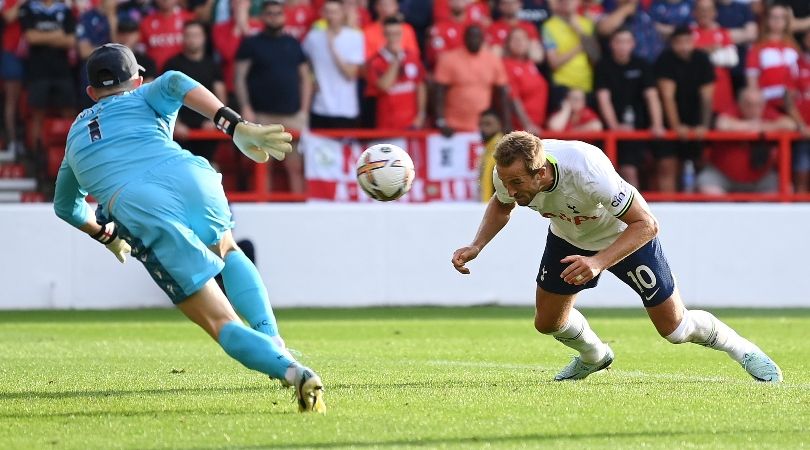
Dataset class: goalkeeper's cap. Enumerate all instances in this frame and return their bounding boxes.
[87,43,145,88]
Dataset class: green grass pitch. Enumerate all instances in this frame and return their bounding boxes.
[1,307,809,449]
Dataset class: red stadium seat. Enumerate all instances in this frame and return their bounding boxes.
[47,146,66,179]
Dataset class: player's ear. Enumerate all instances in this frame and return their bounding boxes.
[86,86,99,102]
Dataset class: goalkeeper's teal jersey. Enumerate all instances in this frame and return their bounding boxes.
[54,71,201,228]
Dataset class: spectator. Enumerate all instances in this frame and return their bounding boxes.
[434,0,490,25]
[478,109,504,201]
[649,0,693,40]
[1,0,24,153]
[114,19,158,82]
[427,0,476,68]
[595,27,665,187]
[434,24,511,135]
[513,0,552,30]
[302,0,364,128]
[236,0,310,193]
[655,25,715,192]
[212,0,262,101]
[487,0,543,63]
[783,0,810,39]
[691,0,736,114]
[363,0,419,60]
[76,0,116,109]
[542,0,600,96]
[164,21,226,162]
[116,0,151,26]
[140,0,195,72]
[400,0,432,54]
[366,17,426,130]
[341,0,371,29]
[791,30,810,193]
[502,27,548,135]
[697,87,795,194]
[547,88,603,131]
[579,0,604,23]
[19,0,77,151]
[715,0,757,91]
[284,0,315,40]
[596,0,664,64]
[746,3,799,111]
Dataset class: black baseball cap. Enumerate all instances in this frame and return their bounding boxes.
[86,43,145,88]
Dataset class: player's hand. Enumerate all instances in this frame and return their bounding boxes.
[560,255,603,285]
[693,125,708,140]
[106,237,131,264]
[233,122,293,163]
[452,245,480,274]
[90,222,131,264]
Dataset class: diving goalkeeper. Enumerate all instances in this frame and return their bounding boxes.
[53,44,325,413]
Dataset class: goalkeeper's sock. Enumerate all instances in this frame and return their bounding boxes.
[665,309,760,363]
[221,250,280,338]
[548,308,607,364]
[218,320,297,380]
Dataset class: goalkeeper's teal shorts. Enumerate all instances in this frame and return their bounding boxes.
[110,154,234,303]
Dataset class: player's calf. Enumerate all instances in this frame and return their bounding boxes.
[664,308,783,383]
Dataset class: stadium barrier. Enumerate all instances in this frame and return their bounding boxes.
[183,128,810,203]
[2,202,809,310]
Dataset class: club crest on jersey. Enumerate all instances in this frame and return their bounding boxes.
[566,203,580,214]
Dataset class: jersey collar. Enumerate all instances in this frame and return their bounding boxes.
[543,154,559,193]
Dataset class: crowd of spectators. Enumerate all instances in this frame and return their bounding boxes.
[1,0,810,195]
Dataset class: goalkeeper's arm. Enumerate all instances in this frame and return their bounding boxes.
[181,84,293,163]
[54,162,131,263]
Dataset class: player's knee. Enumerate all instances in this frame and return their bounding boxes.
[663,310,693,344]
[534,315,563,334]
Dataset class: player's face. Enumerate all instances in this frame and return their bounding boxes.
[479,114,502,141]
[497,159,544,206]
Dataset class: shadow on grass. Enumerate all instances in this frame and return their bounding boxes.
[179,427,806,449]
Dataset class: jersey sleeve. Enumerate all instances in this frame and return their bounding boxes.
[142,70,202,118]
[492,168,515,204]
[53,157,93,229]
[585,151,635,217]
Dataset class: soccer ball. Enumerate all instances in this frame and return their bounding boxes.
[356,144,415,201]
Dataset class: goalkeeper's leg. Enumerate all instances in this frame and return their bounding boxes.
[177,279,325,412]
[214,232,286,350]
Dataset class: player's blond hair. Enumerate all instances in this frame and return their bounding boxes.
[493,131,545,174]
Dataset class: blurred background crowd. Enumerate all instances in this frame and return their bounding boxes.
[1,0,809,198]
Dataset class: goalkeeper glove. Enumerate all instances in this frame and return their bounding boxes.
[90,222,131,264]
[214,107,293,163]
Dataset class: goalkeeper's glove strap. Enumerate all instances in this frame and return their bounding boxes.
[91,222,118,245]
[214,106,244,137]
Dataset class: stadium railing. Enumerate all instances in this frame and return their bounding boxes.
[184,129,810,203]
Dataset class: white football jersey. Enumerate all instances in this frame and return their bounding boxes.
[494,139,639,251]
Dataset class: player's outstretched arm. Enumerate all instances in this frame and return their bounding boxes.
[54,161,131,263]
[452,196,515,274]
[181,81,293,163]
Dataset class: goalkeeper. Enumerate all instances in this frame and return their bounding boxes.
[53,44,325,413]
